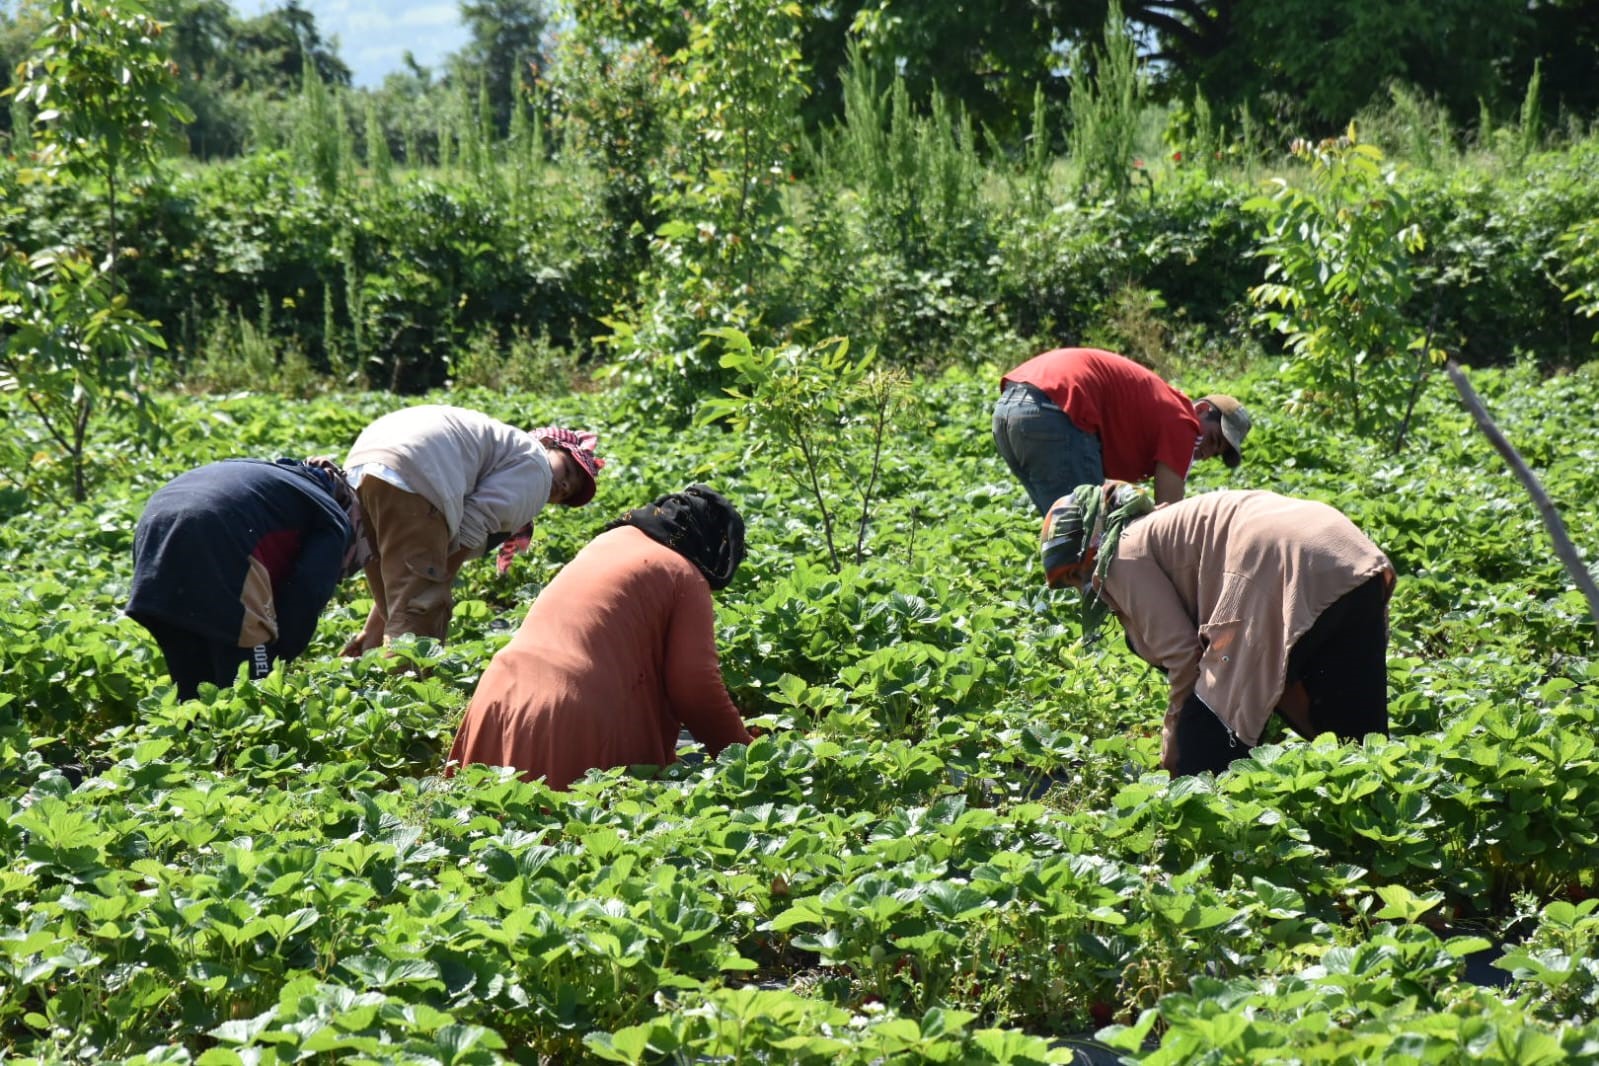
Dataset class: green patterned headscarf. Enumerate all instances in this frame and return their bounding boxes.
[1039,480,1156,635]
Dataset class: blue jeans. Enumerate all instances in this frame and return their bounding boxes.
[991,382,1103,516]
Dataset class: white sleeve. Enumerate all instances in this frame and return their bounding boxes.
[454,452,550,555]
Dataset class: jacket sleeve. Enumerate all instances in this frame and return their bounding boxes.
[663,578,754,757]
[455,455,547,557]
[1107,557,1203,731]
[271,521,348,661]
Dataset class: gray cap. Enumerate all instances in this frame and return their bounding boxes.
[1200,395,1251,468]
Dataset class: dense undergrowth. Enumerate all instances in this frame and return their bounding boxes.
[4,120,1597,404]
[0,358,1596,1063]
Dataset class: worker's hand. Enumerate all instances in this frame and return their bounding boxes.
[341,627,382,658]
[446,546,476,575]
[343,603,386,658]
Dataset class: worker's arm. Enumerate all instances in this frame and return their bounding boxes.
[446,543,477,577]
[1152,461,1186,505]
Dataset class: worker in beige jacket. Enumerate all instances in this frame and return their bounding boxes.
[1041,482,1395,776]
[341,405,604,653]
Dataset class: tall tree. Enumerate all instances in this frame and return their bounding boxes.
[1504,0,1599,129]
[807,0,1072,142]
[15,0,194,275]
[147,0,249,156]
[800,0,1595,144]
[1153,0,1531,132]
[450,0,548,136]
[0,1,49,143]
[233,0,350,96]
[5,0,180,500]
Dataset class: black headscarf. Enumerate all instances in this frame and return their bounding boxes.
[605,485,746,591]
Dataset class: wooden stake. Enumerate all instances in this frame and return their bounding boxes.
[1446,360,1599,630]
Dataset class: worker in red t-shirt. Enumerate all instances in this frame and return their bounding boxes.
[993,348,1251,513]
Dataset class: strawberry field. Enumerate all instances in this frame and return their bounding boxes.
[1,357,1597,1064]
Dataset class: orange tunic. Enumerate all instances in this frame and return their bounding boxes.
[447,525,753,789]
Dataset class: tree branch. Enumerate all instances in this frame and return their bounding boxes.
[7,373,77,457]
[1126,10,1212,57]
[793,431,841,573]
[1126,0,1230,59]
[853,384,894,565]
[1134,0,1214,24]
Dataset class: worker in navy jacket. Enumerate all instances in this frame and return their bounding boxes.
[128,457,365,699]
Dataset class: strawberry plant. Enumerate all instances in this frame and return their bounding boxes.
[0,363,1595,1061]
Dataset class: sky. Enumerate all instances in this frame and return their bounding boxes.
[265,0,470,88]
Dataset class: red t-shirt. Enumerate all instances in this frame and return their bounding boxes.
[1002,348,1200,482]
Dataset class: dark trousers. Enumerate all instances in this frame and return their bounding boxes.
[141,617,275,701]
[1171,574,1390,776]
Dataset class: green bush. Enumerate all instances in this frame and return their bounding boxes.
[5,106,1599,401]
[1404,141,1599,365]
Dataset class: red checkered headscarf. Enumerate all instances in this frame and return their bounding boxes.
[496,426,606,574]
[530,426,604,507]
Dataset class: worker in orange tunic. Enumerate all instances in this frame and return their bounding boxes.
[447,485,754,789]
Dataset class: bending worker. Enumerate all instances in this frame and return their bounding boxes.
[448,485,755,789]
[128,457,362,698]
[341,406,604,653]
[994,347,1251,512]
[1041,481,1396,776]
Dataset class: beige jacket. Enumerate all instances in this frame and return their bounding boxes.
[345,405,552,555]
[1096,490,1393,747]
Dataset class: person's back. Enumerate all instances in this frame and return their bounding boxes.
[130,459,349,656]
[1039,482,1393,776]
[1003,348,1200,483]
[449,524,749,788]
[129,458,354,697]
[341,408,601,653]
[1102,489,1392,752]
[993,347,1242,511]
[344,404,547,545]
[497,524,694,727]
[1120,491,1385,606]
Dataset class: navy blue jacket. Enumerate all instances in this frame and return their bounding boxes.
[128,459,353,661]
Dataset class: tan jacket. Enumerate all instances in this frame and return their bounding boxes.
[1096,491,1393,746]
[345,405,552,555]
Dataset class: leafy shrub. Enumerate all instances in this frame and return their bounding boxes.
[1405,139,1599,367]
[1558,216,1599,346]
[992,180,1258,352]
[1248,130,1432,439]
